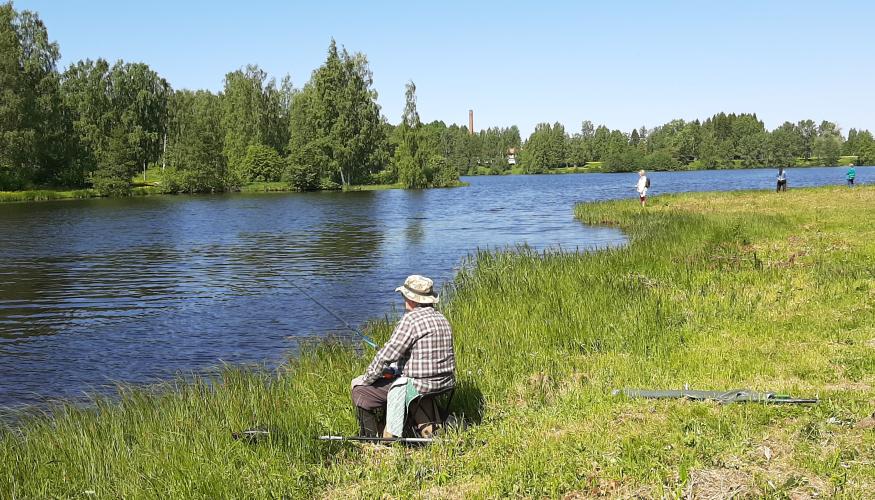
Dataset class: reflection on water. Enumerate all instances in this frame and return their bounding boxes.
[1,166,871,407]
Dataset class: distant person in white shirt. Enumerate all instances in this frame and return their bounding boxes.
[636,170,649,207]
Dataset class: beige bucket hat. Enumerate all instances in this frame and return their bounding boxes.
[395,275,439,304]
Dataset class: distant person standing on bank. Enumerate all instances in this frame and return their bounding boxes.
[636,170,649,207]
[776,168,787,192]
[847,163,856,187]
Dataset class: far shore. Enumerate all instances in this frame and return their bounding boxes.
[0,180,470,204]
[0,157,861,205]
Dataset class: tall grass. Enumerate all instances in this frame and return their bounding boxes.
[0,189,97,203]
[0,186,162,203]
[2,186,874,497]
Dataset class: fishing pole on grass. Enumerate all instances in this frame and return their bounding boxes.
[317,435,434,444]
[282,276,379,349]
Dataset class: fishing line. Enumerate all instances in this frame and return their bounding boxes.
[279,275,378,349]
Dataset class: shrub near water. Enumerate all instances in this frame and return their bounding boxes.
[2,187,875,497]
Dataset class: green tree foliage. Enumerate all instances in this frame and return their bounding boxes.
[528,112,844,173]
[844,128,859,156]
[0,3,25,189]
[737,132,768,167]
[602,147,643,172]
[62,59,169,194]
[797,119,817,160]
[813,120,842,166]
[568,121,595,165]
[287,40,385,188]
[474,126,519,173]
[283,143,323,191]
[395,141,425,188]
[643,149,678,171]
[221,65,292,183]
[91,125,138,196]
[591,125,611,161]
[855,130,875,165]
[427,154,459,187]
[164,90,226,193]
[520,122,567,173]
[0,3,68,189]
[673,121,701,163]
[768,123,799,167]
[240,143,283,183]
[394,80,427,188]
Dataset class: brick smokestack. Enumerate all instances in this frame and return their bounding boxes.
[468,109,474,135]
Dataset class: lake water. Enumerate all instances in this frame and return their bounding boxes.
[0,166,871,407]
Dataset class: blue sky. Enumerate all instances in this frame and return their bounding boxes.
[16,0,875,137]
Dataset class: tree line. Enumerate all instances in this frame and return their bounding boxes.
[0,3,464,195]
[516,114,874,174]
[2,3,873,196]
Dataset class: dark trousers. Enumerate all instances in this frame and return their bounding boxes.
[351,377,393,410]
[351,378,393,437]
[777,179,787,192]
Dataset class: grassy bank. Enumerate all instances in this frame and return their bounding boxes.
[1,179,465,203]
[344,182,405,191]
[238,181,296,193]
[2,187,874,497]
[0,186,163,203]
[0,188,98,203]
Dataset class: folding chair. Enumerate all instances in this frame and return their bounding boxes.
[403,387,454,438]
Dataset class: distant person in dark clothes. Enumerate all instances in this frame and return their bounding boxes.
[847,163,856,187]
[776,168,787,192]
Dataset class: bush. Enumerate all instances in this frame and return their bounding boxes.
[643,149,679,171]
[0,171,25,191]
[162,166,227,194]
[394,143,426,188]
[319,177,341,190]
[240,144,283,183]
[371,169,396,185]
[602,148,645,172]
[283,145,325,191]
[283,160,320,191]
[429,155,460,187]
[91,174,132,197]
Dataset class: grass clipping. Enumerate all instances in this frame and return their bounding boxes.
[2,186,875,498]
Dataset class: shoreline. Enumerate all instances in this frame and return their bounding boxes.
[3,159,863,205]
[4,163,867,205]
[469,155,862,177]
[2,186,873,496]
[0,180,470,205]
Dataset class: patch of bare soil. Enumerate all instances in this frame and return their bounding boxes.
[685,468,755,499]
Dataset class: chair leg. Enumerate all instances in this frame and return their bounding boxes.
[413,401,437,438]
[356,407,385,438]
[404,390,455,438]
[403,398,422,438]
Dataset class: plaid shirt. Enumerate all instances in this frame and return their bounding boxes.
[363,306,455,394]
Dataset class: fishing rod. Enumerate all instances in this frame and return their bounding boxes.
[233,430,435,445]
[317,435,434,444]
[282,276,379,349]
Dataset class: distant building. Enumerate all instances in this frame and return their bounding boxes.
[468,110,474,135]
[507,147,518,165]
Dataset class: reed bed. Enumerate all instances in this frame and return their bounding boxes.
[2,186,874,497]
[0,189,96,203]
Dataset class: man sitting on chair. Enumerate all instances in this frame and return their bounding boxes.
[351,275,456,438]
